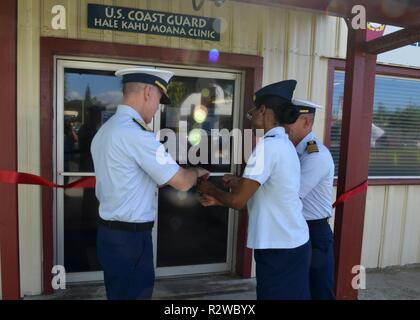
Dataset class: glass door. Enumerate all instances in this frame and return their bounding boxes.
[154,68,241,277]
[55,58,242,282]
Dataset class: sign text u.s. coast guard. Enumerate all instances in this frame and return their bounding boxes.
[88,4,221,41]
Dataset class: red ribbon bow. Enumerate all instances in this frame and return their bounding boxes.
[332,181,368,208]
[0,171,96,189]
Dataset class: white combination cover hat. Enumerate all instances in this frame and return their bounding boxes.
[291,98,323,114]
[115,67,174,104]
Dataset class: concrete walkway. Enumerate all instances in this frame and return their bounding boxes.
[358,264,420,300]
[25,264,420,300]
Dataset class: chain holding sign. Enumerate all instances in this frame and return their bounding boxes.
[88,4,221,42]
[192,0,226,11]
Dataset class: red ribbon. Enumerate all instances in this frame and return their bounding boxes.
[1,170,367,207]
[0,171,96,189]
[332,180,368,208]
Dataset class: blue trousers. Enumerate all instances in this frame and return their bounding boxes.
[97,225,154,300]
[308,219,336,300]
[254,240,311,300]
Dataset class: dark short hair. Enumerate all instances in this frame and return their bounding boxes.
[258,95,300,125]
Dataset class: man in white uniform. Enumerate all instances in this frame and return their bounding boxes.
[285,99,335,300]
[91,67,208,300]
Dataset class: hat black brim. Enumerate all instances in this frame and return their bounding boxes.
[160,92,171,105]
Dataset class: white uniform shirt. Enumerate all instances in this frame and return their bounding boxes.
[296,131,335,221]
[243,127,309,249]
[91,105,180,223]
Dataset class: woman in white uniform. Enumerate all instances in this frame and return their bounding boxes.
[197,80,311,300]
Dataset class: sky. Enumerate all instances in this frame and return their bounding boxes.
[65,71,123,107]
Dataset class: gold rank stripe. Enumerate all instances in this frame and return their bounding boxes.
[133,118,153,132]
[155,80,168,94]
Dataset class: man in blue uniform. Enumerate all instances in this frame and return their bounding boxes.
[197,80,311,300]
[91,67,209,300]
[285,99,336,300]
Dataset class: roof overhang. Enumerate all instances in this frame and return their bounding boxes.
[234,0,420,28]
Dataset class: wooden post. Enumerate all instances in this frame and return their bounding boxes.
[333,25,377,300]
[0,0,20,300]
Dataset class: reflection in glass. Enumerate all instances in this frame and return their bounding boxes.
[156,76,235,268]
[64,177,100,273]
[63,68,122,273]
[63,69,122,173]
[163,76,235,172]
[157,177,229,267]
[331,71,420,176]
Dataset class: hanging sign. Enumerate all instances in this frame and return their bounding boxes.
[88,4,221,41]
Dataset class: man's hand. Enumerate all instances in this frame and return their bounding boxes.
[222,174,241,188]
[199,194,222,207]
[197,179,216,195]
[197,167,210,180]
[168,167,209,192]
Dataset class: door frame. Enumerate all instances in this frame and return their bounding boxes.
[54,58,243,282]
[41,37,263,294]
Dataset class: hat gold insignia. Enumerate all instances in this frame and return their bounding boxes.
[306,140,319,154]
[155,81,168,94]
[299,109,310,113]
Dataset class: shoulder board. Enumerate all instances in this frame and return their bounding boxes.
[264,135,276,139]
[306,140,319,154]
[132,118,153,132]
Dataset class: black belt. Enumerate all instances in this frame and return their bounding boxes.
[306,218,329,227]
[98,218,154,232]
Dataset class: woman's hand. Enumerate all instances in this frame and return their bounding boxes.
[222,174,241,188]
[199,194,222,207]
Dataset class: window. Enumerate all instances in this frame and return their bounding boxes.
[330,69,420,178]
